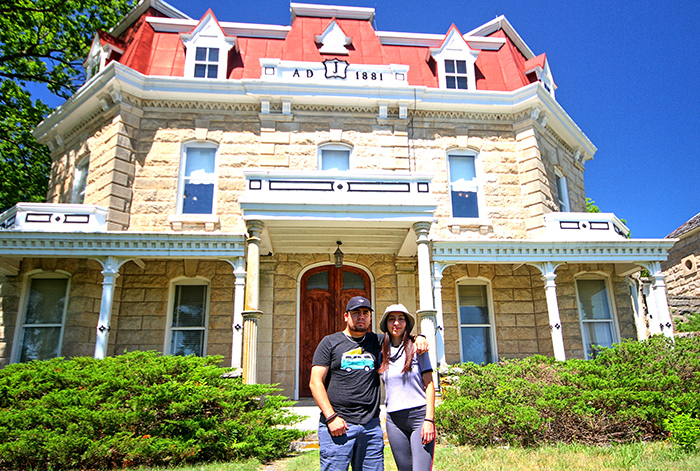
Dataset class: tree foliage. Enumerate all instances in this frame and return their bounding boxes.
[0,0,133,211]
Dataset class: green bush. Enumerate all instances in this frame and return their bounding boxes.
[0,352,304,470]
[675,311,700,332]
[665,413,700,452]
[437,336,700,447]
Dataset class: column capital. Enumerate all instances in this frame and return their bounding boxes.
[416,309,437,319]
[412,221,432,239]
[242,309,264,320]
[246,220,265,240]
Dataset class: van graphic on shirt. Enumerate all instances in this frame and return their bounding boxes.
[340,347,374,372]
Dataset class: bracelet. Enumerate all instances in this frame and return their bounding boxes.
[416,334,427,339]
[325,413,338,423]
[424,418,434,423]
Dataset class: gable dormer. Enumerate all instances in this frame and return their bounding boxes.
[430,25,480,90]
[524,53,556,98]
[315,18,352,55]
[180,10,236,79]
[84,31,125,81]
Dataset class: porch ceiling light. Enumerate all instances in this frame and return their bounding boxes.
[334,241,343,268]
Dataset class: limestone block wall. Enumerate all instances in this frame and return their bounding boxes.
[662,232,700,298]
[112,259,236,364]
[0,258,104,366]
[440,262,636,363]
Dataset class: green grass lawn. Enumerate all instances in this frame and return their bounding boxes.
[123,442,700,471]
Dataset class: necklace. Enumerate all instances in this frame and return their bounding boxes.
[344,332,366,343]
[389,343,405,362]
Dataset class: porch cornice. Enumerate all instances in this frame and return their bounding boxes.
[432,238,678,264]
[0,231,246,259]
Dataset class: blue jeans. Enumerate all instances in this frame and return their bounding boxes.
[318,417,384,471]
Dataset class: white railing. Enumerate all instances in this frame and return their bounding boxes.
[0,203,108,232]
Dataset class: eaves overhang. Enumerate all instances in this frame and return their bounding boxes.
[34,63,596,158]
[0,231,246,259]
[432,239,677,265]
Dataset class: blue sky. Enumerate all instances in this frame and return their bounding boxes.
[38,0,700,238]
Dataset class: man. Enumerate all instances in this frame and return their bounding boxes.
[310,296,428,471]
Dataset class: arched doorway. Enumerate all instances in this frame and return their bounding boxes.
[299,264,371,397]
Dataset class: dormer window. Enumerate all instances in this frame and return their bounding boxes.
[181,10,236,80]
[444,60,468,89]
[524,53,556,98]
[431,25,479,91]
[84,32,124,80]
[194,47,220,78]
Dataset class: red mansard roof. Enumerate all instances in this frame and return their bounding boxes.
[104,5,544,91]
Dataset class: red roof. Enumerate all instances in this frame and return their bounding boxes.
[103,6,546,92]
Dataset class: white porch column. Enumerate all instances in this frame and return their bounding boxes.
[432,262,448,367]
[534,262,566,361]
[242,220,264,384]
[223,257,246,370]
[93,256,125,359]
[413,222,438,383]
[642,280,662,336]
[649,262,675,338]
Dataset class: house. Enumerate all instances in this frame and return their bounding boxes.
[662,212,700,326]
[0,0,677,399]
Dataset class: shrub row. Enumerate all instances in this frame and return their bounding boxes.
[0,351,304,470]
[436,336,700,447]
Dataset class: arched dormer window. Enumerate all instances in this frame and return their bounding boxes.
[181,10,236,79]
[178,141,218,215]
[319,143,352,171]
[430,25,479,90]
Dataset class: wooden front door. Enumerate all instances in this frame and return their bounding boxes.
[299,265,371,397]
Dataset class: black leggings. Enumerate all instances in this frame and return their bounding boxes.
[386,405,434,471]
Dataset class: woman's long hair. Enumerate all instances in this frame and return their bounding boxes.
[379,328,415,374]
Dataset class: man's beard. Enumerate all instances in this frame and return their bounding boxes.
[349,323,370,333]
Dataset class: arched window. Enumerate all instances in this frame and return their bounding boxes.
[178,142,218,215]
[456,279,496,364]
[447,150,483,219]
[13,272,70,363]
[165,278,210,356]
[575,276,619,359]
[319,143,352,171]
[71,156,89,204]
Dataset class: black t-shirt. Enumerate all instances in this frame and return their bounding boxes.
[312,331,385,425]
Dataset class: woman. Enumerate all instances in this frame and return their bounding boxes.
[379,304,435,471]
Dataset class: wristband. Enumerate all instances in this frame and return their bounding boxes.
[424,418,434,423]
[326,413,338,423]
[416,334,427,339]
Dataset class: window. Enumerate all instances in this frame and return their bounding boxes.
[319,144,351,171]
[444,59,468,90]
[448,152,480,218]
[15,275,69,362]
[194,47,219,78]
[178,143,217,215]
[576,278,618,359]
[167,283,209,356]
[457,283,495,364]
[555,169,570,212]
[71,157,89,204]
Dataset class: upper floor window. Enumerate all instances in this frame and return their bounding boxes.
[181,11,236,80]
[178,142,218,215]
[319,144,351,171]
[457,281,496,365]
[194,47,220,78]
[448,152,481,218]
[576,278,619,359]
[444,59,468,90]
[166,281,209,356]
[555,169,570,212]
[14,274,69,363]
[71,157,89,204]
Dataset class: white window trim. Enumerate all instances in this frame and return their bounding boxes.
[176,141,219,216]
[318,143,353,171]
[554,167,570,212]
[447,150,488,222]
[574,274,621,359]
[71,155,89,204]
[164,277,211,356]
[455,277,498,364]
[11,270,71,363]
